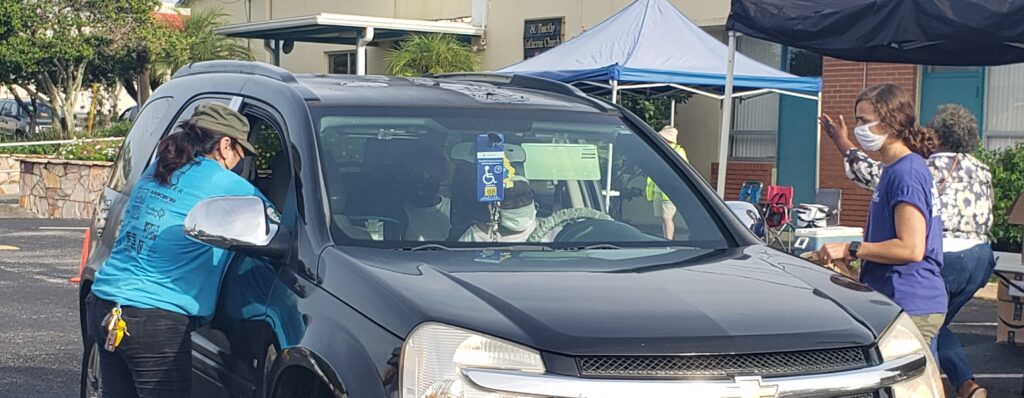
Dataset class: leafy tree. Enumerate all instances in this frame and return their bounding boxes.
[155,7,252,84]
[615,93,692,130]
[0,0,157,136]
[977,145,1024,252]
[386,34,479,76]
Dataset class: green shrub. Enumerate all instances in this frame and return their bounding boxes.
[56,139,123,162]
[977,145,1024,252]
[90,121,131,138]
[0,144,58,156]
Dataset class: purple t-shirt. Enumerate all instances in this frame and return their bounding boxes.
[860,153,947,316]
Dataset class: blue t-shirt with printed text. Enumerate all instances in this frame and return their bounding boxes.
[860,153,947,316]
[92,157,266,318]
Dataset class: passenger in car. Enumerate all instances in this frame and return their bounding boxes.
[395,145,452,241]
[459,177,541,242]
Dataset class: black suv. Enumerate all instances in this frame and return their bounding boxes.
[79,61,943,398]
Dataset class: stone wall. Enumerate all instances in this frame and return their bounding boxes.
[19,158,112,219]
[0,155,19,196]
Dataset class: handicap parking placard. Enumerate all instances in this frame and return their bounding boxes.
[477,133,505,202]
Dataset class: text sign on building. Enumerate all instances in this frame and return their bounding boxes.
[524,17,564,59]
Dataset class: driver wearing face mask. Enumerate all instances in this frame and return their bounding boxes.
[395,145,452,241]
[459,177,540,242]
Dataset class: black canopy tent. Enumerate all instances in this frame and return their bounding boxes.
[727,0,1024,66]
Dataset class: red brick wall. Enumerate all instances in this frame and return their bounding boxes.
[819,58,918,227]
[710,161,775,200]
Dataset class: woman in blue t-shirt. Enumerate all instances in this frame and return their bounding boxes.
[86,103,263,398]
[818,84,948,345]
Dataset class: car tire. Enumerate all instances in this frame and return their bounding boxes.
[14,130,25,139]
[80,340,102,398]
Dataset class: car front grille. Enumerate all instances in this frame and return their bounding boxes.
[576,347,871,379]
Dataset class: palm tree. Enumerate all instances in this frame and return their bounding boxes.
[161,7,252,75]
[385,34,479,76]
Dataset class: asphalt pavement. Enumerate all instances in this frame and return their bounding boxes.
[0,217,87,398]
[0,212,1022,397]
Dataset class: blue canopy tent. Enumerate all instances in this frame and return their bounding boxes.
[498,0,822,197]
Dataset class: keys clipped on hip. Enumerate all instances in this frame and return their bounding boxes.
[101,305,130,352]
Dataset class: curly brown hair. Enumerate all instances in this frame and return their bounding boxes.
[856,84,937,157]
[928,103,979,153]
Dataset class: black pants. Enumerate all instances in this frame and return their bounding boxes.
[86,293,195,398]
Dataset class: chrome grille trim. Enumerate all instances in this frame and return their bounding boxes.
[577,347,869,378]
[461,353,925,398]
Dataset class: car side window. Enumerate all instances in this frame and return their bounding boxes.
[0,102,11,116]
[145,97,232,167]
[107,97,173,193]
[243,105,290,210]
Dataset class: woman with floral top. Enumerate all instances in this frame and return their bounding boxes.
[823,103,994,398]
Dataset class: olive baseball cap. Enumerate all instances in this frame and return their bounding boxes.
[190,102,256,154]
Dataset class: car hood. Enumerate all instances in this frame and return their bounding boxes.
[320,245,900,355]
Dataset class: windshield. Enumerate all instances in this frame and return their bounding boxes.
[313,107,729,249]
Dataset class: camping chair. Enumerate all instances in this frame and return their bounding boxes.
[814,188,842,226]
[762,185,795,251]
[739,181,764,205]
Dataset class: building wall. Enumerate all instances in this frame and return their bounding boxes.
[481,0,727,70]
[676,95,724,179]
[818,58,919,227]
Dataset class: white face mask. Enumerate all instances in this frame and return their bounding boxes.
[500,204,537,232]
[853,121,887,152]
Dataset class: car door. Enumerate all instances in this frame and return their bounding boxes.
[190,99,294,398]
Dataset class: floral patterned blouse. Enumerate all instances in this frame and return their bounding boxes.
[844,149,993,243]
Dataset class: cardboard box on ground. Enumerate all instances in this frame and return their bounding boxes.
[997,192,1024,344]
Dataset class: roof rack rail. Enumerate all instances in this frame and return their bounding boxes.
[171,60,297,83]
[434,73,615,112]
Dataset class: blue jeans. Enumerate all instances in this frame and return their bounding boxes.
[937,244,997,388]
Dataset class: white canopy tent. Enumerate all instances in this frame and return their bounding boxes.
[498,0,822,197]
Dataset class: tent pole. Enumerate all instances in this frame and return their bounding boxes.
[716,30,737,198]
[670,99,676,126]
[815,92,823,195]
[611,80,619,103]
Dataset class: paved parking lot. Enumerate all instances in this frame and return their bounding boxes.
[0,214,1022,397]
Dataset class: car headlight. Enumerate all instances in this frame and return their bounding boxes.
[878,313,944,398]
[401,323,545,398]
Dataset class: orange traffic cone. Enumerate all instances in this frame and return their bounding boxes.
[70,229,90,284]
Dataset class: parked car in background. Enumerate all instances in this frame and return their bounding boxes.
[0,99,54,138]
[79,61,945,398]
[117,105,139,124]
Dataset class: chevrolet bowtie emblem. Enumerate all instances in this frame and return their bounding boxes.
[722,376,779,398]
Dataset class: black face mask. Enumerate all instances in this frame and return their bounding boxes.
[231,158,246,175]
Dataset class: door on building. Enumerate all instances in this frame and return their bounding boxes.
[919,66,984,130]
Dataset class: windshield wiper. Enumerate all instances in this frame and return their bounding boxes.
[399,243,456,251]
[398,243,555,252]
[557,243,625,251]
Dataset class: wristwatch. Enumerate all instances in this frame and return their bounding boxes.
[848,241,862,259]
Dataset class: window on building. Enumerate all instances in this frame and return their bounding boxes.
[728,37,822,160]
[328,52,356,75]
[730,36,782,160]
[985,64,1024,150]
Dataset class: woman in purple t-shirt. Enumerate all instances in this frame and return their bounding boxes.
[817,84,948,345]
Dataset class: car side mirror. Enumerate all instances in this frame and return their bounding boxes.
[184,196,288,258]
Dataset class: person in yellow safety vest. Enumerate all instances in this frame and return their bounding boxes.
[646,126,687,239]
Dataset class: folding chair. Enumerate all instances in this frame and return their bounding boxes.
[739,181,764,205]
[814,188,842,226]
[762,185,795,251]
